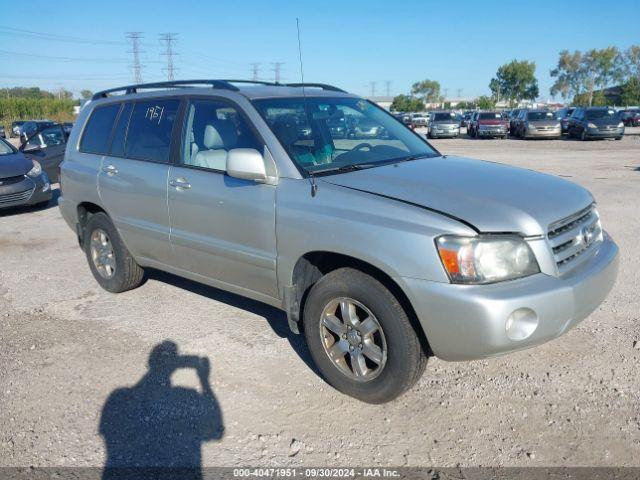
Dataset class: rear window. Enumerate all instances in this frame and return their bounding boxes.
[433,112,455,121]
[125,99,180,163]
[80,104,121,154]
[527,111,555,120]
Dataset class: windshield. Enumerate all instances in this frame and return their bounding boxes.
[527,111,555,121]
[433,112,455,122]
[0,138,16,155]
[586,109,617,120]
[479,112,503,120]
[253,97,438,175]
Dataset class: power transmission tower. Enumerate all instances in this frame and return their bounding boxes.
[271,62,284,83]
[443,88,449,100]
[250,63,261,81]
[126,32,144,83]
[456,88,462,99]
[369,81,377,97]
[384,80,391,97]
[159,33,178,81]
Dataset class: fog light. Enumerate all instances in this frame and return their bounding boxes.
[505,308,538,341]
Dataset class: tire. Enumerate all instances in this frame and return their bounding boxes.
[615,136,622,141]
[303,268,427,404]
[83,212,145,293]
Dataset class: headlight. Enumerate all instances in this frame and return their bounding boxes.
[617,122,624,128]
[27,160,42,178]
[436,235,540,284]
[587,123,597,129]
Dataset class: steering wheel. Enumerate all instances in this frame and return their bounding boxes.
[353,143,373,151]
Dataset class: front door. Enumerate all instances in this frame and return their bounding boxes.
[167,98,278,298]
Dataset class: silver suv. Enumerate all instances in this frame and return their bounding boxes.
[58,80,619,403]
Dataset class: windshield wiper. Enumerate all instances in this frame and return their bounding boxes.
[310,163,379,176]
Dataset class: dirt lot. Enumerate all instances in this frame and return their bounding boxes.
[1,132,639,468]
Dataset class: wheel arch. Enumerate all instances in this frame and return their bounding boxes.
[287,251,431,355]
[76,201,108,246]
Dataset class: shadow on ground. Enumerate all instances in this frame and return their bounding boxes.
[100,340,223,480]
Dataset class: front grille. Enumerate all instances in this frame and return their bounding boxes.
[0,175,26,186]
[548,204,602,272]
[0,188,34,206]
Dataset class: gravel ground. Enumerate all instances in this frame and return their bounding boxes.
[1,132,639,468]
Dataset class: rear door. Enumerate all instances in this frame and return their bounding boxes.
[167,97,278,297]
[21,125,67,182]
[93,98,180,265]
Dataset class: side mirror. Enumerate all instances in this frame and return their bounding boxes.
[226,148,267,182]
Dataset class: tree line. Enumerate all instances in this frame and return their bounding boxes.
[391,44,640,111]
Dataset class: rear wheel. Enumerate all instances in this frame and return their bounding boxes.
[303,268,427,404]
[83,212,145,293]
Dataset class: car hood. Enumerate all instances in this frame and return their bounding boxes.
[0,152,32,178]
[321,156,593,236]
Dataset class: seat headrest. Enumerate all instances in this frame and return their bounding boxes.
[203,121,237,149]
[272,117,300,146]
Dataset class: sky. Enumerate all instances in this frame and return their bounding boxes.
[1,0,639,100]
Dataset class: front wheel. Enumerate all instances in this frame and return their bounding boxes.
[303,268,427,403]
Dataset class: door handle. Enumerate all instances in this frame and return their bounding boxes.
[102,164,118,176]
[169,178,191,190]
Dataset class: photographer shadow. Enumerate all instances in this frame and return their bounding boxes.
[100,340,223,480]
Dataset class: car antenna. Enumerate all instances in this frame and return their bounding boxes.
[296,17,318,197]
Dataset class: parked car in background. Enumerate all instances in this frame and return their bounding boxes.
[472,111,508,139]
[555,107,576,135]
[461,111,474,128]
[62,122,74,136]
[618,108,640,127]
[19,123,68,182]
[59,79,618,404]
[514,110,561,139]
[410,113,430,128]
[427,111,460,138]
[0,125,5,138]
[350,117,386,139]
[20,120,56,142]
[466,111,480,136]
[567,107,624,140]
[11,121,26,138]
[0,137,52,209]
[327,116,348,139]
[508,109,523,135]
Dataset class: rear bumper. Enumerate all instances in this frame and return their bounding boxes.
[402,235,618,361]
[0,174,51,209]
[525,129,561,138]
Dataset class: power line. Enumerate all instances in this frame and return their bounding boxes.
[250,63,261,81]
[159,33,178,81]
[0,49,129,63]
[126,32,144,84]
[0,25,126,46]
[369,81,377,97]
[271,62,284,83]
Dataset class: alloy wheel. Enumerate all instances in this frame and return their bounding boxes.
[90,228,116,279]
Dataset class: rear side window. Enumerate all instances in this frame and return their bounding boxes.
[109,103,133,157]
[125,99,180,163]
[80,104,120,154]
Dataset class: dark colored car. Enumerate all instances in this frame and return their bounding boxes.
[555,107,576,135]
[471,111,508,139]
[20,120,56,141]
[19,123,68,182]
[427,111,460,138]
[508,109,523,135]
[0,137,52,209]
[619,109,640,127]
[62,122,74,136]
[0,125,5,138]
[567,107,625,140]
[11,121,26,138]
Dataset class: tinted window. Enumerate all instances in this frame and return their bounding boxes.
[527,111,555,121]
[585,109,617,120]
[80,104,120,154]
[479,112,502,120]
[433,112,455,121]
[109,103,133,157]
[125,99,180,163]
[182,99,262,171]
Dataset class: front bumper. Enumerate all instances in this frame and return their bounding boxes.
[585,127,624,138]
[402,235,618,361]
[0,174,52,209]
[478,128,506,137]
[524,128,562,138]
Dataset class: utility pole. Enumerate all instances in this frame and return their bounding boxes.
[369,81,377,97]
[250,63,261,81]
[159,33,178,81]
[126,32,144,84]
[384,80,391,97]
[456,88,462,99]
[271,62,284,83]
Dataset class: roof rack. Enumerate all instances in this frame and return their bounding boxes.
[92,79,346,100]
[284,83,347,93]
